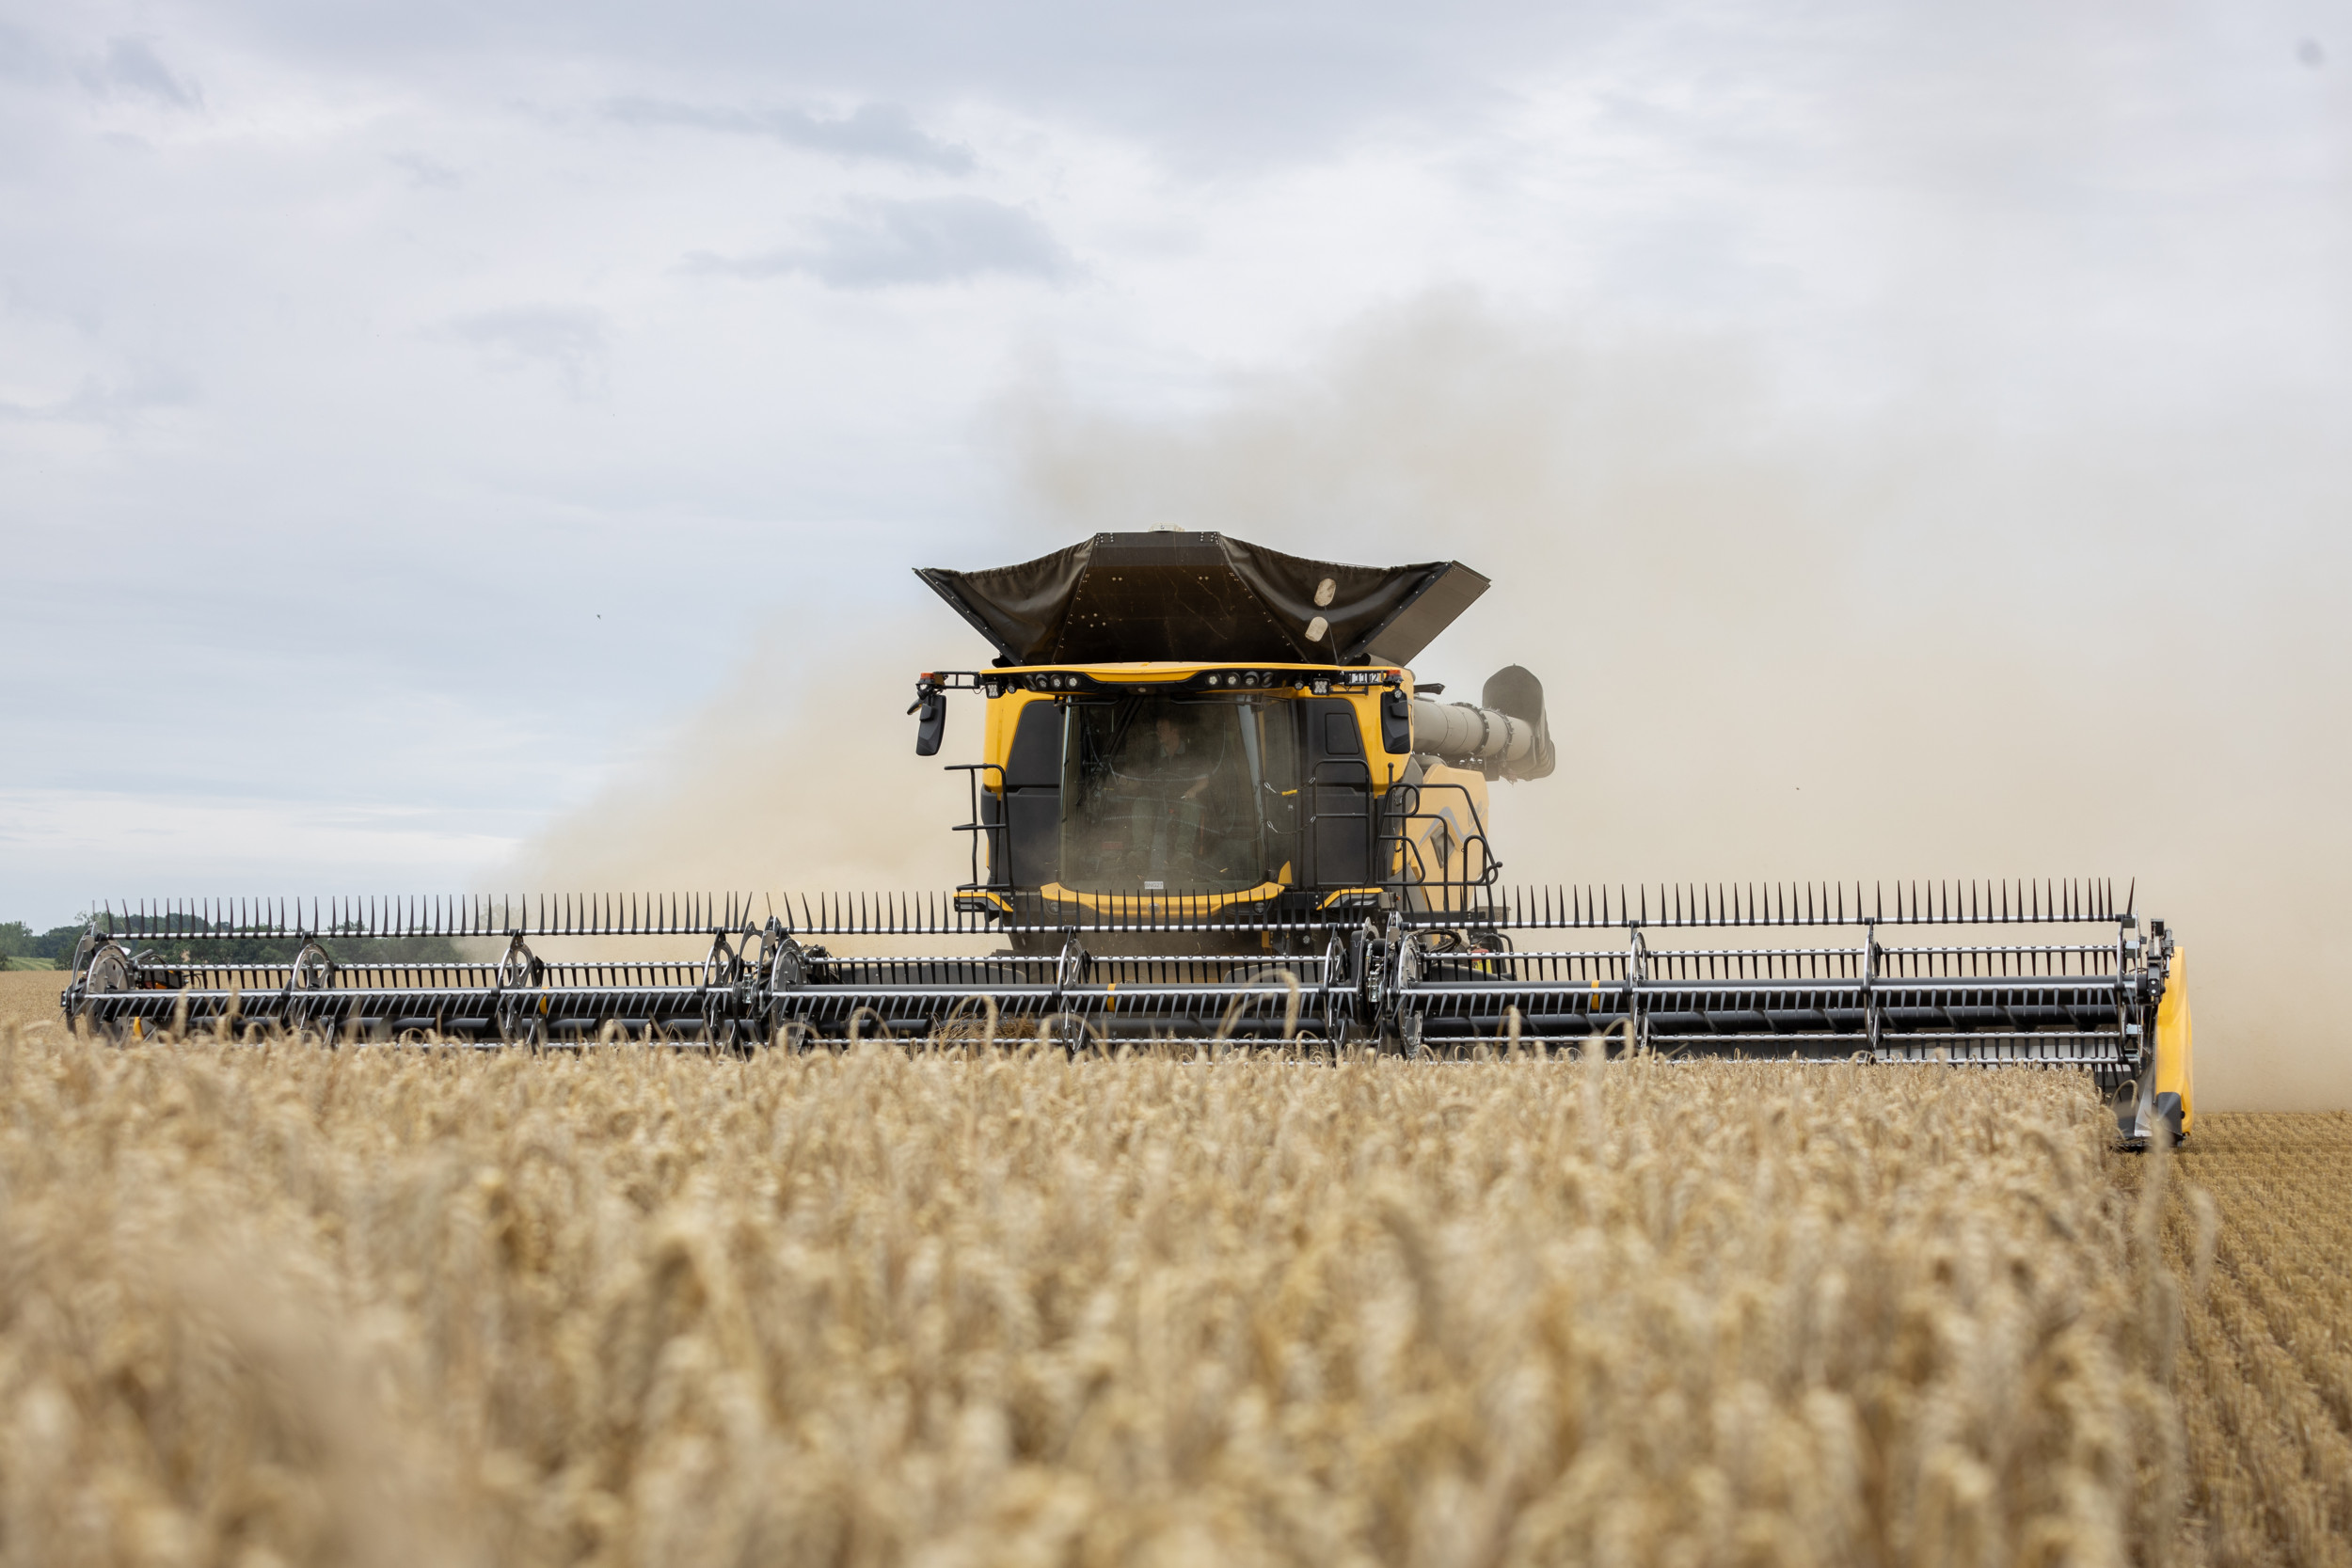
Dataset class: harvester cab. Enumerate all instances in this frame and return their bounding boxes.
[63,529,2191,1146]
[908,531,1555,953]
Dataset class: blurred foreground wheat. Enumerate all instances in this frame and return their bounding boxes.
[0,1023,2182,1568]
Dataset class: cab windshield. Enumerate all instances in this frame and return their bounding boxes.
[1060,695,1294,893]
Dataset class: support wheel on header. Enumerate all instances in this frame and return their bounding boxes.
[77,943,135,1041]
[498,998,548,1048]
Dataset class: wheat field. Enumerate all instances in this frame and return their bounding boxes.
[0,969,60,1031]
[3,1014,2203,1568]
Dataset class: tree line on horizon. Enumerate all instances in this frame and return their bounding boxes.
[1,917,463,971]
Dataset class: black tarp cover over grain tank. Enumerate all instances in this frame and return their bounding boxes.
[915,531,1488,666]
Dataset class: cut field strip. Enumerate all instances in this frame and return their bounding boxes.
[2168,1112,2352,1567]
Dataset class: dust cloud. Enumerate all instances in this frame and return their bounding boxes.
[998,295,2352,1111]
[495,626,984,958]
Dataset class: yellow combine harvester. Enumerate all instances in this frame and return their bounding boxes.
[64,530,2192,1142]
[911,531,1549,948]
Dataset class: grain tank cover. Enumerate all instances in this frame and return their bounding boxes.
[916,531,1489,666]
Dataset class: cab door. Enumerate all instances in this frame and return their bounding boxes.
[995,701,1064,889]
[1301,699,1372,888]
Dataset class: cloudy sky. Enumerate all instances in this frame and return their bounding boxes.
[5,0,2350,1093]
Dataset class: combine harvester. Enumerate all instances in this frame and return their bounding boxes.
[62,531,2193,1140]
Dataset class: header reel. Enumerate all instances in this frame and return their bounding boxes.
[59,879,2186,1139]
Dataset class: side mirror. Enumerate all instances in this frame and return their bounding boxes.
[1380,686,1411,754]
[912,685,947,756]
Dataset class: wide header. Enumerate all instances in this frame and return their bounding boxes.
[915,531,1489,666]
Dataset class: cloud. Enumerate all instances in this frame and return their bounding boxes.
[389,150,461,189]
[77,37,201,110]
[159,0,1601,168]
[687,197,1071,289]
[0,789,520,914]
[0,21,49,82]
[606,97,974,174]
[0,369,198,426]
[437,306,607,393]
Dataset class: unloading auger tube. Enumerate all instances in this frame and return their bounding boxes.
[61,880,2192,1143]
[1407,664,1557,782]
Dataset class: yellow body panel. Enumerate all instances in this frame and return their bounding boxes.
[1035,880,1290,916]
[2156,946,2194,1136]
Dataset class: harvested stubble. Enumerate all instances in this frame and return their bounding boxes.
[0,969,61,1032]
[2164,1113,2352,1568]
[0,1022,2183,1568]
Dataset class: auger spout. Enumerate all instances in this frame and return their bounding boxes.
[1409,665,1556,781]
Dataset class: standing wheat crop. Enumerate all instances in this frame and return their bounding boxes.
[0,1024,2180,1567]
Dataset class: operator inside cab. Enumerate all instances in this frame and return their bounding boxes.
[1062,697,1269,893]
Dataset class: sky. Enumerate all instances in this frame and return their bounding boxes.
[4,0,2349,1102]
